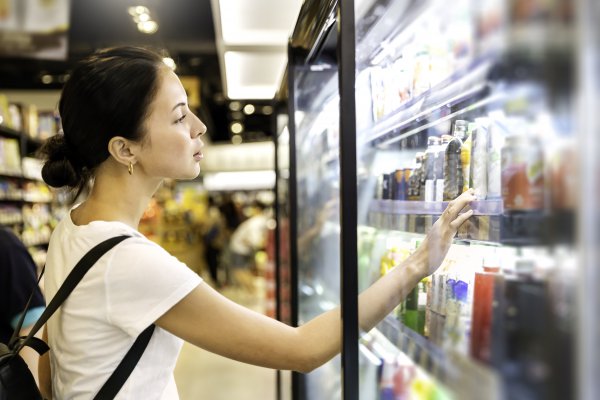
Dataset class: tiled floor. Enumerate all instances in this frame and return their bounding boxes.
[174,276,278,400]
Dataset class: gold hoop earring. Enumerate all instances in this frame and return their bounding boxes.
[128,162,133,175]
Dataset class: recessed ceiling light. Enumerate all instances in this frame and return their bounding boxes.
[138,20,158,34]
[231,134,243,145]
[128,6,149,16]
[262,105,273,115]
[41,75,53,84]
[135,13,150,23]
[243,104,255,115]
[230,122,243,134]
[229,101,241,111]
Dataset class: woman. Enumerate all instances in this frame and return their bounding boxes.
[38,46,475,399]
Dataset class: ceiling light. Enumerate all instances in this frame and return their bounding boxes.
[135,13,150,23]
[217,0,302,46]
[224,51,287,99]
[230,122,243,134]
[162,57,176,71]
[41,75,53,84]
[243,104,255,115]
[262,105,273,115]
[231,134,243,145]
[229,101,241,111]
[128,6,150,16]
[138,20,158,34]
[211,0,303,100]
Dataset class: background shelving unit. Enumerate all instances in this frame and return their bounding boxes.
[0,104,63,269]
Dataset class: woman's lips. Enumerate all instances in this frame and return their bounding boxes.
[193,152,203,161]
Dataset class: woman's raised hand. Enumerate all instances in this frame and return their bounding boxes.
[417,189,476,276]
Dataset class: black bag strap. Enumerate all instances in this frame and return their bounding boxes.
[93,324,155,400]
[8,264,46,348]
[13,235,131,355]
[12,234,156,399]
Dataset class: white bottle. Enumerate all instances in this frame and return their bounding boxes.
[423,136,440,202]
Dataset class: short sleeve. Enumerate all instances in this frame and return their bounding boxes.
[105,238,202,336]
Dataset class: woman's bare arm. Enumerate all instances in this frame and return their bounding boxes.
[38,326,52,399]
[156,190,475,373]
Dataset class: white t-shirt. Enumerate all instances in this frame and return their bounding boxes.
[44,209,202,399]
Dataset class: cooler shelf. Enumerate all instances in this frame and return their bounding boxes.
[373,315,501,399]
[370,199,504,215]
[367,200,574,246]
[362,59,493,148]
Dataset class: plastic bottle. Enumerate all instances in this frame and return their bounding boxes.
[379,358,396,400]
[423,136,441,202]
[460,123,474,193]
[470,256,501,363]
[435,135,452,202]
[487,120,504,199]
[501,132,544,211]
[443,120,469,200]
[408,152,425,201]
[470,118,489,199]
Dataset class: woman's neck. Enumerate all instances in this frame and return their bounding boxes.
[71,169,160,229]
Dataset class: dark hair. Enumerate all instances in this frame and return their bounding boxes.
[39,46,166,195]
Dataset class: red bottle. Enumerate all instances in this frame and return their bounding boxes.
[470,265,500,363]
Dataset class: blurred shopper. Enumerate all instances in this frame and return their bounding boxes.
[0,227,45,384]
[37,46,474,399]
[226,201,271,290]
[219,193,243,233]
[201,195,226,287]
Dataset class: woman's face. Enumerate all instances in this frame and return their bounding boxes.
[135,67,206,180]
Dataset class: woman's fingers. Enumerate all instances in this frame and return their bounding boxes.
[445,189,476,220]
[450,209,474,230]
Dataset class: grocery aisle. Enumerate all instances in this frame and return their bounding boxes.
[174,276,277,400]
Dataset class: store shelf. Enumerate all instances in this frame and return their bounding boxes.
[0,125,22,140]
[0,125,43,148]
[0,197,52,204]
[373,315,501,399]
[355,0,574,150]
[0,172,25,180]
[507,23,575,56]
[0,220,23,226]
[367,200,574,246]
[370,199,504,216]
[363,58,493,147]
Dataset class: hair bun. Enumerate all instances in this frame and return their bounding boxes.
[39,134,81,188]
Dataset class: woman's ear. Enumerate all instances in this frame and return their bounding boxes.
[107,136,137,166]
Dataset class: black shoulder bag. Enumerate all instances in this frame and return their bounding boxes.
[0,235,155,400]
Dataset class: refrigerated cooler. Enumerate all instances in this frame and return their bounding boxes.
[278,0,597,399]
[283,2,343,397]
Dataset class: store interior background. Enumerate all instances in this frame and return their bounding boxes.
[0,0,301,399]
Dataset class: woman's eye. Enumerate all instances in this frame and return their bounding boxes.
[176,114,187,123]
